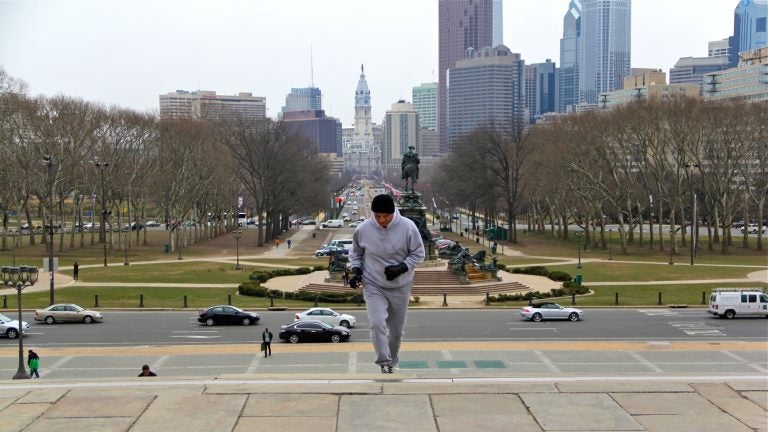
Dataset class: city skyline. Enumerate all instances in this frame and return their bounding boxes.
[1,0,737,127]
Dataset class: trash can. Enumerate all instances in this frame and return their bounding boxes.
[164,244,170,254]
[574,274,582,286]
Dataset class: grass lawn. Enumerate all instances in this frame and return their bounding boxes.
[543,262,760,282]
[75,262,286,284]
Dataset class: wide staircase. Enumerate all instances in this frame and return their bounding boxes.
[299,267,532,297]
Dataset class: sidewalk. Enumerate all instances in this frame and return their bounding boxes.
[0,375,765,431]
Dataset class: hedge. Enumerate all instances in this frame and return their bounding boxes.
[239,266,363,304]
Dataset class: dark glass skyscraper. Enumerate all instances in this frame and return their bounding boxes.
[438,0,493,153]
[578,0,631,105]
[558,0,581,112]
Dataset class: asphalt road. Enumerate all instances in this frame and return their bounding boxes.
[3,308,766,349]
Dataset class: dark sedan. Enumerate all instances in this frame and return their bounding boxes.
[278,320,350,343]
[197,305,260,326]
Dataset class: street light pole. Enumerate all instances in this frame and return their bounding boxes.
[94,160,109,244]
[686,163,699,266]
[42,155,55,306]
[576,231,583,269]
[233,230,243,270]
[608,229,613,260]
[1,265,39,379]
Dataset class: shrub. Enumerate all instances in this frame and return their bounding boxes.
[496,263,507,271]
[512,266,549,276]
[547,270,572,282]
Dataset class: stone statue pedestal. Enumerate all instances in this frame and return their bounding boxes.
[397,191,435,261]
[324,270,345,283]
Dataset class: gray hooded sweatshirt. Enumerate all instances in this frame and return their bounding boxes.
[349,209,425,288]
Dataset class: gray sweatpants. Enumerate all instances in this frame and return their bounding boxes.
[363,283,412,368]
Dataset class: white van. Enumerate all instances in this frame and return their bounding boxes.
[708,288,768,319]
[328,239,353,250]
[322,219,344,228]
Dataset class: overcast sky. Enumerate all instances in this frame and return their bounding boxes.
[1,0,737,126]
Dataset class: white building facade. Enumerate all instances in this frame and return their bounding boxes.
[343,65,381,176]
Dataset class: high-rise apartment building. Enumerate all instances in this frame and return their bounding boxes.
[578,0,632,105]
[669,55,731,95]
[525,60,558,123]
[382,101,420,172]
[729,0,768,67]
[344,65,381,176]
[282,110,341,156]
[558,0,581,112]
[159,90,266,120]
[447,45,525,146]
[439,0,493,153]
[412,82,437,131]
[282,87,322,114]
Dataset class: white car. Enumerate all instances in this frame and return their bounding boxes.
[520,302,584,322]
[0,313,30,339]
[295,307,357,328]
[741,224,766,234]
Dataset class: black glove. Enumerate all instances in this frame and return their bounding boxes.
[349,267,363,289]
[384,262,409,281]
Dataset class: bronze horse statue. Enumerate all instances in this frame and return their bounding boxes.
[403,162,418,192]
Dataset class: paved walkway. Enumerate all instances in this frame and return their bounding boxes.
[0,375,765,432]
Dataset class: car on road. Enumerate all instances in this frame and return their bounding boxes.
[0,313,29,339]
[348,220,362,228]
[295,307,357,328]
[302,220,317,225]
[321,219,344,228]
[145,220,162,227]
[314,245,350,257]
[197,305,261,326]
[278,320,351,343]
[34,304,104,324]
[741,224,765,234]
[520,302,584,322]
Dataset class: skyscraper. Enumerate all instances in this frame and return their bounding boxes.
[282,87,322,114]
[729,0,768,67]
[438,0,493,153]
[447,45,525,146]
[558,0,581,112]
[578,0,631,105]
[492,0,504,47]
[282,110,341,156]
[525,60,558,122]
[382,101,420,172]
[412,82,437,131]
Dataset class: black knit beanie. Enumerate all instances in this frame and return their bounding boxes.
[371,194,395,214]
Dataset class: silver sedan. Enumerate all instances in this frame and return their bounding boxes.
[520,302,584,322]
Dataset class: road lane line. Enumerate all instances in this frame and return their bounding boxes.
[720,350,768,373]
[534,350,561,373]
[246,354,261,374]
[153,354,170,372]
[348,351,357,373]
[627,351,664,373]
[40,355,73,378]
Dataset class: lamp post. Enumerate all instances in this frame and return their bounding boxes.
[94,160,109,244]
[575,231,583,269]
[608,229,613,260]
[102,210,111,267]
[686,163,699,266]
[1,265,39,379]
[42,155,55,306]
[233,230,243,270]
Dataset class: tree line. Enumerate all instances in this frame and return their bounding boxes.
[0,68,334,256]
[429,97,767,254]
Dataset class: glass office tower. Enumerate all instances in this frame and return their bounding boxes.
[559,0,581,112]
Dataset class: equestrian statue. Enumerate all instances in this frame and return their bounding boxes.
[401,145,420,192]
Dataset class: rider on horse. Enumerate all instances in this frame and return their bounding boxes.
[402,145,420,191]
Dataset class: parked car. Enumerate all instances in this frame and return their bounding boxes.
[314,245,350,257]
[520,302,584,322]
[145,220,161,227]
[278,320,351,343]
[349,221,362,228]
[0,313,29,339]
[295,307,357,328]
[197,305,260,326]
[302,220,317,225]
[741,224,765,234]
[34,304,103,324]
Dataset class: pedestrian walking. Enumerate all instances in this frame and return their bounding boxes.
[138,364,157,377]
[261,328,273,357]
[27,350,40,378]
[274,239,280,249]
[73,261,79,281]
[348,194,425,374]
[287,239,292,249]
